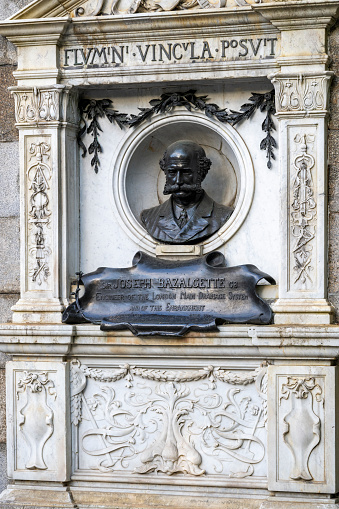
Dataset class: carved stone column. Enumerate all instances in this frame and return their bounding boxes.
[10,86,80,323]
[270,73,334,324]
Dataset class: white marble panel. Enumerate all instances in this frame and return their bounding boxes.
[268,365,338,494]
[71,360,267,485]
[6,361,70,481]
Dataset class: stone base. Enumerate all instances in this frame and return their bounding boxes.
[272,299,335,324]
[11,299,64,324]
[0,487,76,508]
[1,488,339,509]
[260,497,339,508]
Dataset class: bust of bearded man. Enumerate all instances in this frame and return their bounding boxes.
[140,140,234,244]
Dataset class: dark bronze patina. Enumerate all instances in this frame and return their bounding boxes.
[141,140,234,244]
[79,90,276,173]
[62,251,275,337]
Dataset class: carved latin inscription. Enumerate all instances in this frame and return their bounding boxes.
[17,372,56,470]
[62,38,278,68]
[71,361,267,479]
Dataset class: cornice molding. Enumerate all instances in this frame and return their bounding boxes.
[9,0,84,20]
[0,18,70,46]
[253,0,339,30]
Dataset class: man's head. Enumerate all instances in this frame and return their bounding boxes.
[160,141,211,203]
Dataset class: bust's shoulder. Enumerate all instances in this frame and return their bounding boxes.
[214,201,234,220]
[203,193,234,222]
[141,199,171,226]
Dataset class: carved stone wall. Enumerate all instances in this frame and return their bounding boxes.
[0,0,37,493]
[328,19,339,323]
[6,361,70,481]
[71,361,267,482]
[268,365,337,493]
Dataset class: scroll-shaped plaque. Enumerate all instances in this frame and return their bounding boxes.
[62,251,275,336]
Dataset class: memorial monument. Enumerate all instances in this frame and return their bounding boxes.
[0,0,338,507]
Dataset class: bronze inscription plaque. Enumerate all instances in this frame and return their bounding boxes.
[62,251,275,336]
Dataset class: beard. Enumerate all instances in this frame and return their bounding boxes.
[163,181,203,196]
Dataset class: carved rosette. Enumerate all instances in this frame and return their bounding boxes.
[17,372,57,470]
[71,361,267,479]
[271,74,332,114]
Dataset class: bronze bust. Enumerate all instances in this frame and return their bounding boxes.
[141,140,234,244]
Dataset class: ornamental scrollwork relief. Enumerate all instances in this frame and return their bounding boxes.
[280,376,323,482]
[13,89,59,124]
[12,87,79,125]
[291,133,316,288]
[78,89,276,173]
[272,75,332,113]
[16,372,56,470]
[71,360,267,478]
[27,142,52,286]
[73,0,240,16]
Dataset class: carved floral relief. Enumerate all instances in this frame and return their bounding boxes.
[290,133,316,289]
[16,372,56,470]
[272,75,332,113]
[71,361,267,479]
[13,89,59,124]
[280,377,323,482]
[12,88,79,126]
[72,0,246,16]
[27,140,52,287]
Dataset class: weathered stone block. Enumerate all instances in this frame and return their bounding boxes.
[0,370,5,444]
[0,443,7,494]
[328,84,339,130]
[328,130,339,163]
[328,293,339,323]
[0,294,18,324]
[0,37,17,66]
[328,164,339,214]
[0,0,34,20]
[0,142,19,218]
[0,66,17,143]
[328,131,339,214]
[328,212,339,297]
[0,218,20,293]
[0,354,10,371]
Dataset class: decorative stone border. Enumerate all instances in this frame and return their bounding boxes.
[111,111,254,255]
[78,89,276,173]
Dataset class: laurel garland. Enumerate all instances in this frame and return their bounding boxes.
[78,89,276,173]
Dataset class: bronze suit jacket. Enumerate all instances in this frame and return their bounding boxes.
[141,192,233,244]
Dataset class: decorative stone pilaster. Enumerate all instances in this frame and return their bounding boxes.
[10,86,80,324]
[270,72,334,324]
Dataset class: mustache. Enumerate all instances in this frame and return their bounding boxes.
[163,183,202,195]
